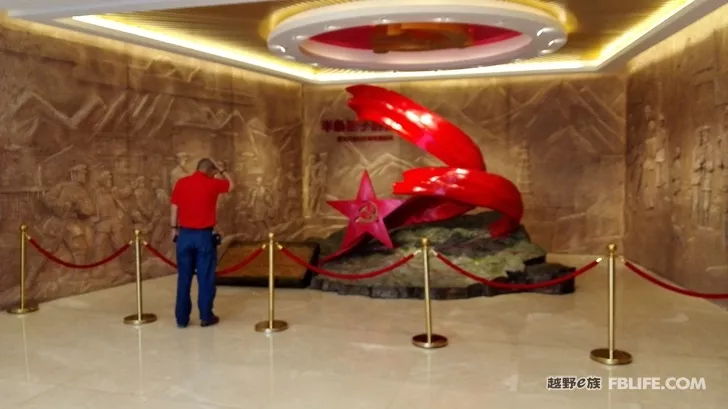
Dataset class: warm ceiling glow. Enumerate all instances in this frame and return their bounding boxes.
[72,15,317,80]
[71,0,697,84]
[320,61,591,83]
[597,0,695,61]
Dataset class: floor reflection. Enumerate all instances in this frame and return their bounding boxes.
[1,256,727,409]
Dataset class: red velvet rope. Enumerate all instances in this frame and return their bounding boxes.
[216,247,264,276]
[279,246,416,280]
[624,260,728,299]
[143,243,264,275]
[144,243,177,268]
[28,237,130,269]
[435,251,600,290]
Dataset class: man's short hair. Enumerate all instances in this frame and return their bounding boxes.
[196,158,217,172]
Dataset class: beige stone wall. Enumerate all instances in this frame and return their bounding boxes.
[0,16,631,308]
[0,18,303,308]
[624,2,728,304]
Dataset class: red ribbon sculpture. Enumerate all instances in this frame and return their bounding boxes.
[324,84,523,262]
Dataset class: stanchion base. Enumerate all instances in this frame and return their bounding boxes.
[254,320,288,333]
[6,304,39,315]
[412,333,448,349]
[590,348,632,365]
[123,313,157,325]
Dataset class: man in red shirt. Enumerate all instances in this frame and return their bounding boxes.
[170,158,234,328]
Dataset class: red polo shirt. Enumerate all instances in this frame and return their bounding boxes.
[171,171,230,228]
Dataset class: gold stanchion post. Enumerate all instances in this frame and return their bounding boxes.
[590,243,632,365]
[124,229,157,325]
[255,232,288,333]
[7,225,39,315]
[412,238,447,349]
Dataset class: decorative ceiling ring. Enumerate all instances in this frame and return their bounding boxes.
[266,0,568,71]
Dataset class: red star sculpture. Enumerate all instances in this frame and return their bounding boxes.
[327,170,405,249]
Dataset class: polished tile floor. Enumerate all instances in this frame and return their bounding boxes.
[1,255,728,409]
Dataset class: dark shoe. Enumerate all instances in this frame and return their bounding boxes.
[177,323,188,328]
[200,316,219,327]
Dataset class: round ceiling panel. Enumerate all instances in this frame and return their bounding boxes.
[266,0,568,71]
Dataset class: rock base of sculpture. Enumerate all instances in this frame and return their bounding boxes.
[309,212,576,299]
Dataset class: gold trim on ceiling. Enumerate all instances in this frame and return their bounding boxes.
[260,0,578,39]
[260,0,354,39]
[65,0,699,82]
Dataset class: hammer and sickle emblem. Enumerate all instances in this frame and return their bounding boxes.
[355,201,379,223]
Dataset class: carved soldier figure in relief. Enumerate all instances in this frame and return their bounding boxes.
[670,147,682,202]
[720,109,728,242]
[153,176,168,204]
[702,155,714,226]
[642,119,657,209]
[654,114,668,191]
[130,176,155,232]
[690,127,707,222]
[308,152,329,216]
[690,126,710,224]
[513,141,531,195]
[713,132,725,229]
[233,190,251,237]
[91,170,131,276]
[247,176,273,224]
[41,164,95,264]
[149,175,171,246]
[169,152,190,189]
[669,146,684,233]
[282,161,300,217]
[92,170,129,250]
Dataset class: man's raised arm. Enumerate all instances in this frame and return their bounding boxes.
[213,160,234,192]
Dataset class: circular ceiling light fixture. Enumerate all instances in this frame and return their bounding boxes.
[266,0,567,71]
[269,44,286,53]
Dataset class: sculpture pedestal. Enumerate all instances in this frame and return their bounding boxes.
[310,212,576,300]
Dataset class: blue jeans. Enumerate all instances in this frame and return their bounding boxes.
[175,228,217,325]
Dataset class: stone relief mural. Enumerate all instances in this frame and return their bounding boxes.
[625,3,728,304]
[0,19,303,308]
[301,75,626,254]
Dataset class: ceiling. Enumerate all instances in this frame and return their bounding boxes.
[1,0,725,83]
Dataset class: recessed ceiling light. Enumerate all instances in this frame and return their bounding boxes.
[294,35,308,41]
[493,20,504,26]
[374,18,392,24]
[284,55,296,60]
[537,27,556,37]
[325,25,339,31]
[548,38,566,48]
[270,44,286,53]
[310,62,319,67]
[433,17,451,23]
[539,49,555,55]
